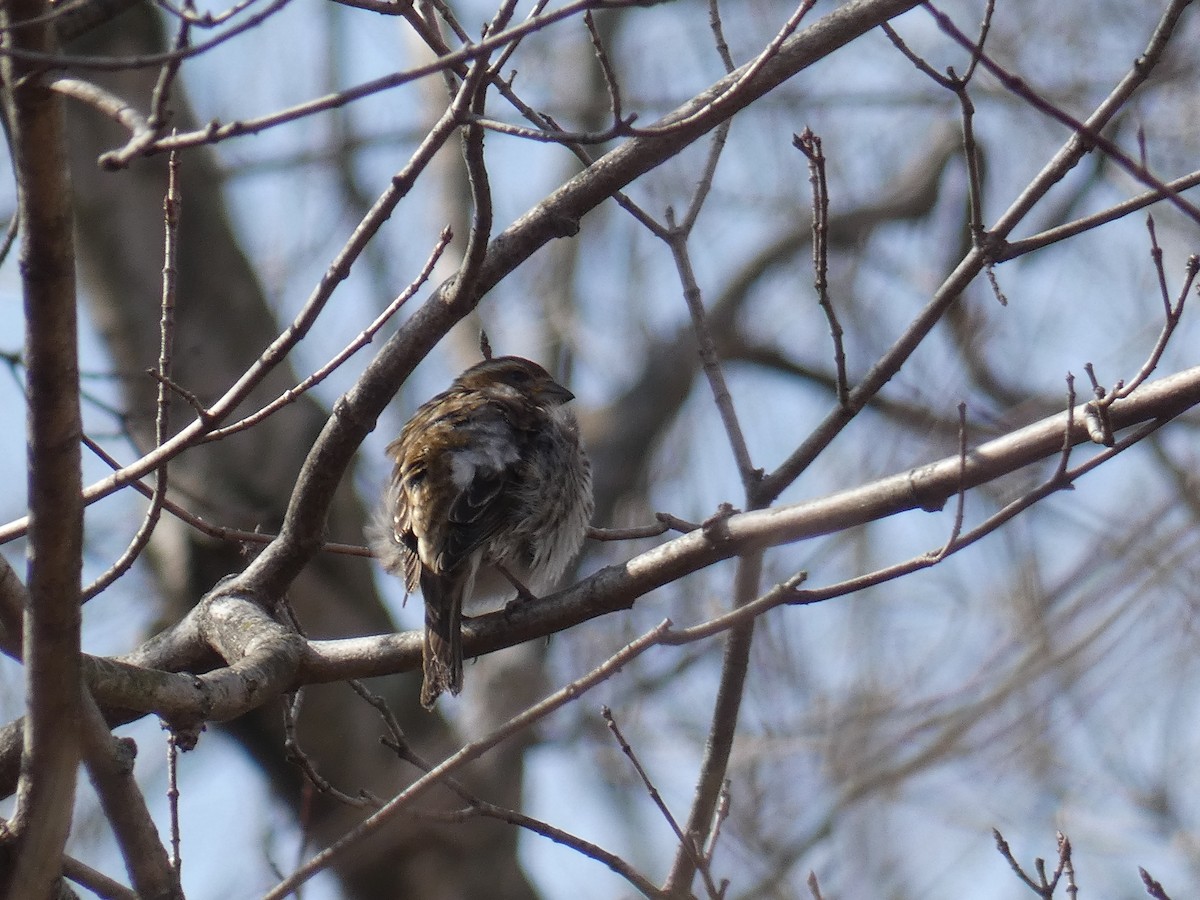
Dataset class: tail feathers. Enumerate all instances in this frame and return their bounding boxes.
[420,571,465,709]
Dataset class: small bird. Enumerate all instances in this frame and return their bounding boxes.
[374,356,593,709]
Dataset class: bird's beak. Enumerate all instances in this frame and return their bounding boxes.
[538,381,575,405]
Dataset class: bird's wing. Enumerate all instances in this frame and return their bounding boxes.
[390,393,525,576]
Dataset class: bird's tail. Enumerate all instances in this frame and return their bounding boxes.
[420,570,465,709]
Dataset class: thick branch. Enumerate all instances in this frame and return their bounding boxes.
[2,0,84,894]
[0,362,1196,803]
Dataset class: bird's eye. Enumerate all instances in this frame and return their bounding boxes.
[507,368,531,384]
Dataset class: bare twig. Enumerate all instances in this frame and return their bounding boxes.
[90,1,655,156]
[46,76,153,139]
[999,169,1200,260]
[2,0,294,72]
[602,705,719,895]
[1059,832,1078,899]
[993,829,1047,895]
[445,49,494,310]
[460,799,664,898]
[629,0,818,139]
[1139,867,1174,900]
[663,213,759,492]
[756,0,1190,504]
[79,435,372,558]
[82,148,182,601]
[205,227,451,441]
[584,10,625,128]
[1101,237,1196,404]
[793,128,848,406]
[928,401,968,562]
[81,688,179,899]
[165,727,181,883]
[264,623,672,899]
[61,855,139,900]
[154,0,259,28]
[1054,373,1077,480]
[886,9,1003,301]
[97,16,190,167]
[282,689,379,810]
[483,0,542,83]
[0,214,17,268]
[587,521,672,541]
[461,113,635,145]
[925,0,1200,227]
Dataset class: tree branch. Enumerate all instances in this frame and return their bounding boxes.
[1,0,84,893]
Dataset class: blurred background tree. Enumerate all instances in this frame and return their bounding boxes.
[2,0,1200,898]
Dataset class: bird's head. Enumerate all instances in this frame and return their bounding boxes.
[456,356,575,406]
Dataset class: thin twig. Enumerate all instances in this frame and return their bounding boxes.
[793,129,848,406]
[929,401,968,561]
[992,829,1047,895]
[3,0,294,72]
[264,622,671,899]
[1102,240,1196,404]
[584,10,624,129]
[602,706,718,895]
[586,521,673,541]
[702,780,731,898]
[887,11,1001,300]
[359,685,665,900]
[1139,867,1174,900]
[445,47,495,310]
[999,169,1200,261]
[1058,832,1078,899]
[0,214,18,269]
[89,0,653,156]
[628,0,818,139]
[45,76,153,139]
[154,0,259,28]
[61,855,139,900]
[165,727,182,882]
[1054,374,1077,480]
[925,0,1200,228]
[461,112,634,145]
[483,0,541,83]
[460,799,665,898]
[282,688,379,809]
[756,0,1191,504]
[78,435,372,557]
[1146,214,1171,316]
[663,213,759,492]
[82,148,181,602]
[673,1,736,237]
[205,227,451,441]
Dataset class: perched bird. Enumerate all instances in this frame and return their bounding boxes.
[374,356,593,709]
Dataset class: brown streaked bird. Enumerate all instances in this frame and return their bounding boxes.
[373,356,593,709]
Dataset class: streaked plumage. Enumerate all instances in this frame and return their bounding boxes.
[374,356,593,708]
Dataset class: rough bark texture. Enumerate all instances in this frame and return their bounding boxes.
[2,0,84,894]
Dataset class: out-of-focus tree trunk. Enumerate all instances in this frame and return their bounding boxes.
[65,8,535,898]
